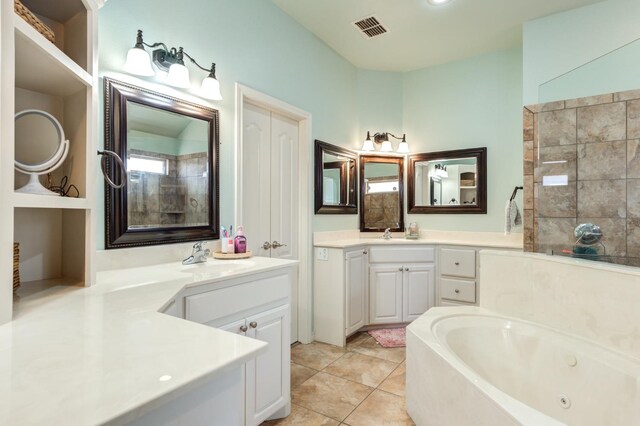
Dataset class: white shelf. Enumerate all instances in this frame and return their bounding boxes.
[12,193,89,210]
[460,186,477,189]
[14,16,92,97]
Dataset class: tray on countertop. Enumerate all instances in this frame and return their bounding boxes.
[212,250,252,260]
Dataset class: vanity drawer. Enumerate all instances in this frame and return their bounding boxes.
[185,272,289,324]
[439,248,476,278]
[369,246,435,263]
[440,278,476,303]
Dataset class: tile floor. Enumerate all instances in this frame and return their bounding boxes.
[263,332,414,426]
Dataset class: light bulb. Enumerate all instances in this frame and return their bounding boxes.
[165,63,190,88]
[123,47,154,76]
[397,141,410,154]
[201,76,222,100]
[380,141,393,152]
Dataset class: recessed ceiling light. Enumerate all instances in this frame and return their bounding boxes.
[427,0,453,5]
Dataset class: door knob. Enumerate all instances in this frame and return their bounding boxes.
[272,240,287,249]
[240,325,248,332]
[262,241,272,250]
[249,321,258,329]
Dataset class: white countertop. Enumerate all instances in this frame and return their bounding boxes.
[313,229,523,250]
[1,256,297,426]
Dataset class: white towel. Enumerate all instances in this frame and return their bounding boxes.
[504,199,522,235]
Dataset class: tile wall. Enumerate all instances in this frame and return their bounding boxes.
[523,88,640,264]
[127,149,209,227]
[363,193,400,229]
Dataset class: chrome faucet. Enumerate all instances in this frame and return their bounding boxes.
[381,228,392,240]
[182,241,211,265]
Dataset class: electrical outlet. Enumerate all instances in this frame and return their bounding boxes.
[316,247,329,261]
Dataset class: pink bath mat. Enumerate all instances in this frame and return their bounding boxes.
[368,327,406,348]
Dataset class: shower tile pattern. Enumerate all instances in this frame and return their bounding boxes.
[523,88,640,264]
[127,149,208,228]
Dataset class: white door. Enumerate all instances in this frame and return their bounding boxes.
[242,102,299,343]
[403,264,435,322]
[345,249,367,336]
[369,265,403,324]
[245,305,290,425]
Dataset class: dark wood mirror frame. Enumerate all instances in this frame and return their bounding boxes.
[104,77,220,249]
[314,140,358,214]
[360,155,405,232]
[408,147,487,214]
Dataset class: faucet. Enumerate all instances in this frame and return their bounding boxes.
[182,241,211,265]
[381,228,392,240]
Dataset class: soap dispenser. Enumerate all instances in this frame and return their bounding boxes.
[234,226,247,254]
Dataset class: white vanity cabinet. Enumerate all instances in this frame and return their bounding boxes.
[368,246,436,324]
[183,267,294,426]
[437,246,478,306]
[345,249,368,336]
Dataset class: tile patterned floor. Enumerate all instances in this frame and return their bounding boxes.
[263,332,414,426]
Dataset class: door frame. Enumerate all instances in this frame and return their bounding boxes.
[235,83,313,344]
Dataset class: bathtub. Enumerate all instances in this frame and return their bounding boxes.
[406,307,640,426]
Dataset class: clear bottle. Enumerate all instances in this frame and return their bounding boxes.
[234,226,247,254]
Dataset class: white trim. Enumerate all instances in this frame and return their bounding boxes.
[235,83,313,344]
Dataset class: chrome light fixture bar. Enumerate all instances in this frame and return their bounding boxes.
[361,131,410,153]
[123,30,222,101]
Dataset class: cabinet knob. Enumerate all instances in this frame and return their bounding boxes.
[455,289,460,294]
[405,267,409,271]
[454,262,460,266]
[398,267,403,271]
[249,321,258,329]
[363,250,368,255]
[240,325,248,332]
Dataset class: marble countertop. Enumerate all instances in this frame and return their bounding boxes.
[1,257,297,426]
[313,230,523,250]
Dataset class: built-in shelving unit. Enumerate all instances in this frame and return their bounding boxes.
[0,0,101,325]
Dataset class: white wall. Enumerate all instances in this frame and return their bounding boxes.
[523,0,640,105]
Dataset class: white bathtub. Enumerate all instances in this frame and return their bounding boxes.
[406,307,640,426]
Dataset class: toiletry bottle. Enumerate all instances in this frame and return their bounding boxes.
[221,227,228,253]
[234,226,247,254]
[227,234,235,254]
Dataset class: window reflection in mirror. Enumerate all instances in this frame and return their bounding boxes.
[360,156,404,232]
[408,147,486,214]
[314,140,358,214]
[126,102,209,229]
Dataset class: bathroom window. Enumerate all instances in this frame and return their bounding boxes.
[366,179,399,194]
[127,155,168,175]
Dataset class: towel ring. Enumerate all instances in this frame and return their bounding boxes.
[97,150,127,189]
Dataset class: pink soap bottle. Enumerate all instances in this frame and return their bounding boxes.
[234,226,247,254]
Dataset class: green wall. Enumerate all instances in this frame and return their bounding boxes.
[403,47,524,232]
[98,0,360,248]
[523,0,640,105]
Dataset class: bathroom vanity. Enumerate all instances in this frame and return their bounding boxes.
[1,257,297,426]
[313,231,521,347]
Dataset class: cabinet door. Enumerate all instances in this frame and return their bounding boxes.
[345,249,367,336]
[369,265,403,324]
[403,264,435,322]
[245,305,290,425]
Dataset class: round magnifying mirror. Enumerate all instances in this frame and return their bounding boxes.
[14,110,69,196]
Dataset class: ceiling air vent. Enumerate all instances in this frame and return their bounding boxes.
[353,16,388,38]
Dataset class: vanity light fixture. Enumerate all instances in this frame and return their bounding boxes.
[361,131,410,154]
[123,30,222,100]
[434,164,448,178]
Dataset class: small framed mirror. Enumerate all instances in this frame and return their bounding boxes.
[104,78,219,248]
[360,155,404,232]
[314,140,358,214]
[408,147,487,214]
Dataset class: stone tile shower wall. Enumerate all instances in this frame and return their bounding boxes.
[523,89,640,264]
[128,150,208,227]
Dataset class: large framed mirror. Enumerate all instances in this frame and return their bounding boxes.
[408,147,487,214]
[104,78,219,249]
[360,155,404,232]
[314,140,358,214]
